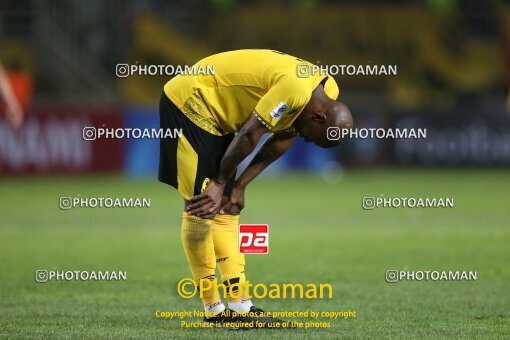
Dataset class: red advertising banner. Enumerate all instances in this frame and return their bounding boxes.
[0,106,123,174]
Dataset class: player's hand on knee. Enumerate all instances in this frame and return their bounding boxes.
[187,180,225,218]
[220,185,245,215]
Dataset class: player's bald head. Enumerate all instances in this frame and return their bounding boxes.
[313,100,352,147]
[292,83,354,148]
[293,99,353,148]
[324,101,353,131]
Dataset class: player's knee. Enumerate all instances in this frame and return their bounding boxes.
[182,231,209,245]
[181,213,212,243]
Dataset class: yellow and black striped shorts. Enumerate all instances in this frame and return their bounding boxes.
[158,93,236,200]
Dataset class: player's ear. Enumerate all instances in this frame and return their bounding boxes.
[311,112,326,122]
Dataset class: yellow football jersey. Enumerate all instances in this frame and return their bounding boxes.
[164,49,339,136]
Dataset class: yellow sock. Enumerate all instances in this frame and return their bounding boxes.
[181,212,219,305]
[211,214,246,302]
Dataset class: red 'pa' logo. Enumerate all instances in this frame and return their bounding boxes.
[239,224,269,254]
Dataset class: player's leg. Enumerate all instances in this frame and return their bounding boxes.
[180,212,223,317]
[196,131,285,327]
[211,197,253,313]
[158,93,224,319]
[212,195,285,327]
[189,132,253,313]
[182,135,238,319]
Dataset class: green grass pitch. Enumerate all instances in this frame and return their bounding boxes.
[1,170,509,338]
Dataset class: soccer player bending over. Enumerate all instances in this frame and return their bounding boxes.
[158,50,352,328]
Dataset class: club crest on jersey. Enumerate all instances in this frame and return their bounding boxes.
[270,102,291,119]
[201,178,210,192]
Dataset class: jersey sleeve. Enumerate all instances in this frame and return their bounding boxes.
[254,80,309,133]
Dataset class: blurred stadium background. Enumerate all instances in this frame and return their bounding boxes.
[1,0,510,174]
[1,1,510,338]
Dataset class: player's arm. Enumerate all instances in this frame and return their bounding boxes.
[219,131,296,214]
[187,114,268,218]
[237,131,296,188]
